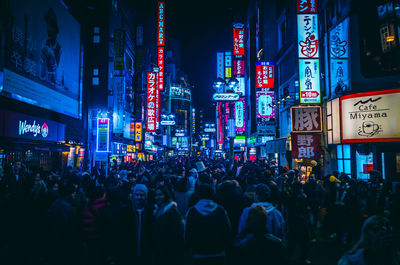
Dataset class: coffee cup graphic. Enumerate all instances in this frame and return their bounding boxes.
[359,121,381,137]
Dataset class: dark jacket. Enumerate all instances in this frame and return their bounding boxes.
[82,197,107,240]
[232,232,287,265]
[153,202,184,265]
[185,199,232,258]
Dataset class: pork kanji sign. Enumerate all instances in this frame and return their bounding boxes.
[291,106,322,132]
[292,134,320,159]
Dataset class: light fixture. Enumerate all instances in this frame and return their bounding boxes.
[386,35,395,42]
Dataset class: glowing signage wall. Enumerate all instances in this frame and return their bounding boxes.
[97,118,110,152]
[157,2,165,46]
[299,59,321,103]
[256,62,274,89]
[146,72,157,132]
[233,26,245,56]
[256,92,275,121]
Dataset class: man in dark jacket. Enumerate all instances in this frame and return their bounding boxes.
[185,184,232,265]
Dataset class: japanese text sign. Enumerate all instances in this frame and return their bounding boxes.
[291,106,322,132]
[299,59,321,103]
[297,0,318,14]
[146,72,158,132]
[157,2,165,46]
[225,52,232,67]
[235,97,246,133]
[297,14,319,58]
[158,46,165,91]
[135,121,142,142]
[217,52,224,78]
[97,118,110,152]
[234,59,245,76]
[233,27,245,56]
[292,134,320,159]
[256,62,274,89]
[256,91,275,121]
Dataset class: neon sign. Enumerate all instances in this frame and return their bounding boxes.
[146,72,157,132]
[97,118,110,152]
[157,2,165,46]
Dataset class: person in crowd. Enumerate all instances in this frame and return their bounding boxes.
[238,183,285,239]
[174,176,193,216]
[131,184,153,265]
[338,215,400,265]
[153,184,184,265]
[185,184,232,265]
[232,205,287,265]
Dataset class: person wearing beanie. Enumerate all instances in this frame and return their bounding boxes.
[238,184,285,239]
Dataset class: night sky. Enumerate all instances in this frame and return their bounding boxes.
[167,0,249,121]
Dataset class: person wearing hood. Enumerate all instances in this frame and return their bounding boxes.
[153,184,184,265]
[238,184,285,239]
[185,184,232,265]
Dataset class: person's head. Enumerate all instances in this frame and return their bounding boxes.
[92,186,106,201]
[254,184,271,202]
[357,216,393,253]
[59,182,76,200]
[246,205,268,234]
[175,177,189,193]
[197,184,214,200]
[154,185,172,206]
[132,184,148,209]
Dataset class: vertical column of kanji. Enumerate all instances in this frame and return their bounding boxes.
[146,72,157,132]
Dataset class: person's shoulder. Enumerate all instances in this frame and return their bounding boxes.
[338,249,366,265]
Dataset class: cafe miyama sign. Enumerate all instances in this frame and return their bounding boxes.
[340,88,400,143]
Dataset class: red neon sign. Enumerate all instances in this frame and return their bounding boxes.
[158,46,164,91]
[233,28,245,56]
[157,2,165,46]
[256,63,274,89]
[234,59,245,76]
[218,102,224,144]
[146,72,158,132]
[297,0,318,14]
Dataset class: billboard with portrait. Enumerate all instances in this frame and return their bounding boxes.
[1,0,81,118]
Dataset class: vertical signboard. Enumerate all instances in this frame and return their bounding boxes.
[135,121,142,142]
[330,17,350,94]
[114,30,125,70]
[234,59,245,76]
[235,97,246,133]
[225,52,232,78]
[218,102,224,144]
[291,106,322,133]
[146,72,157,132]
[291,134,320,159]
[217,52,224,78]
[299,59,321,103]
[256,62,274,89]
[157,2,165,46]
[233,25,245,56]
[158,46,165,91]
[97,118,110,152]
[297,4,320,104]
[256,91,275,122]
[113,76,125,133]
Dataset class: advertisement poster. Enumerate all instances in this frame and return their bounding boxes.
[340,89,400,142]
[299,59,321,104]
[297,14,319,58]
[256,91,275,122]
[2,0,81,118]
[292,134,320,159]
[235,97,245,133]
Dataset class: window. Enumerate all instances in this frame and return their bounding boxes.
[337,144,351,176]
[93,27,100,43]
[92,68,99,85]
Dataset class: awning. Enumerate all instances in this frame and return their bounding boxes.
[262,137,288,154]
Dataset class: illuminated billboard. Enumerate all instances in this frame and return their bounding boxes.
[256,62,274,89]
[297,14,319,58]
[234,60,245,76]
[97,118,110,152]
[235,97,245,133]
[1,0,81,118]
[217,52,224,78]
[233,26,245,56]
[299,59,321,104]
[146,72,157,132]
[157,2,165,46]
[256,91,275,122]
[297,0,318,14]
[157,46,165,91]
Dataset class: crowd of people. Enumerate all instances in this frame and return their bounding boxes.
[0,158,399,265]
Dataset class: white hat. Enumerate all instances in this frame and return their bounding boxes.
[196,161,208,173]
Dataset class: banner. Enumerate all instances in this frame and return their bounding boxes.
[233,27,245,56]
[256,62,274,89]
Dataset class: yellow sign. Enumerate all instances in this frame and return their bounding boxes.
[127,145,135,153]
[225,67,232,78]
[135,122,142,142]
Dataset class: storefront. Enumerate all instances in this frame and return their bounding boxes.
[0,110,68,171]
[326,89,400,181]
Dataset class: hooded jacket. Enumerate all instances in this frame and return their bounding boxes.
[238,202,285,239]
[185,199,232,258]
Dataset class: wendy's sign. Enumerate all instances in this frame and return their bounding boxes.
[0,110,65,142]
